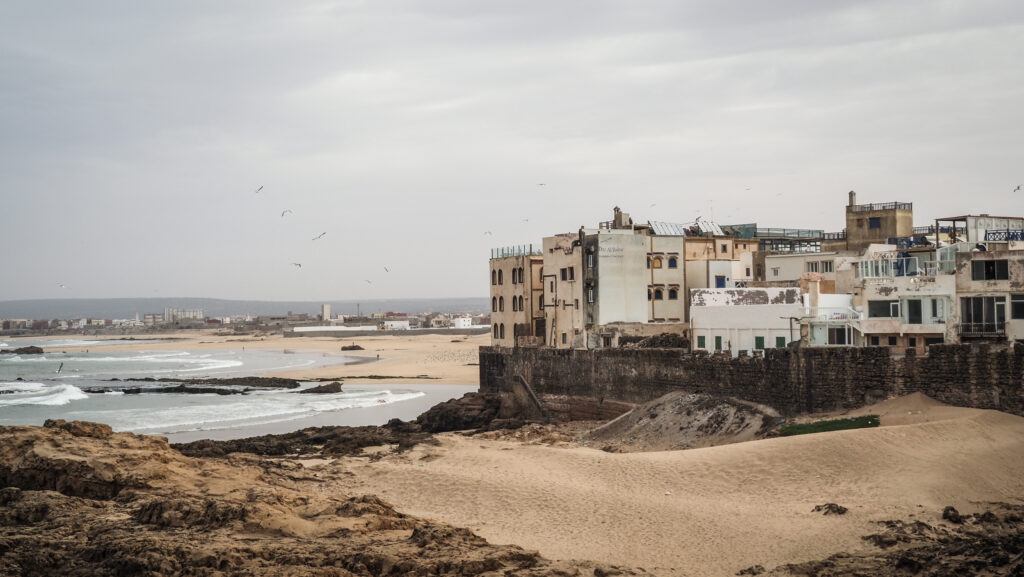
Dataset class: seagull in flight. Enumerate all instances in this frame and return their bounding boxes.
[483,231,493,236]
[255,185,263,193]
[312,232,326,241]
[56,282,68,289]
[384,266,390,273]
[537,183,546,186]
[365,279,373,284]
[281,209,292,217]
[522,218,529,222]
[292,262,302,268]
[1015,185,1022,192]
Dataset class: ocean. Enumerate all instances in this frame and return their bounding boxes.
[0,338,473,442]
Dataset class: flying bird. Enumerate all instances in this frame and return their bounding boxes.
[292,262,302,268]
[255,185,263,193]
[522,218,529,222]
[56,282,68,289]
[1015,185,1022,192]
[384,266,390,273]
[365,279,373,284]
[281,209,292,217]
[483,231,493,236]
[537,183,546,186]
[312,232,326,241]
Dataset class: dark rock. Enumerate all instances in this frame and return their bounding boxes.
[43,419,113,439]
[415,392,503,433]
[0,346,44,355]
[736,565,765,575]
[813,503,848,515]
[298,381,343,394]
[943,506,963,524]
[341,344,364,351]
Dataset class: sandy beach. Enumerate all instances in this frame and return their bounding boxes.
[49,329,487,385]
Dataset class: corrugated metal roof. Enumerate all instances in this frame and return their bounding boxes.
[648,221,689,236]
[695,216,725,236]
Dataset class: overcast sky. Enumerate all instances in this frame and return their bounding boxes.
[1,1,1021,301]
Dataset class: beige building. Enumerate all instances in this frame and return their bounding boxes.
[955,249,1024,342]
[843,191,914,253]
[489,247,543,346]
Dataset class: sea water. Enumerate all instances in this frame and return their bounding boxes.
[0,340,470,440]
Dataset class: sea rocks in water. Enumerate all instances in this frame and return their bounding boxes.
[415,392,504,433]
[813,503,848,515]
[298,381,343,394]
[341,344,364,351]
[0,346,44,355]
[112,376,301,389]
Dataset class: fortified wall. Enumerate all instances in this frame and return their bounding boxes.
[479,344,1024,419]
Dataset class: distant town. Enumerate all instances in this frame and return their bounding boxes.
[489,191,1023,354]
[0,304,490,337]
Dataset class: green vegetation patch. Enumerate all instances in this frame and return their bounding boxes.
[779,415,880,437]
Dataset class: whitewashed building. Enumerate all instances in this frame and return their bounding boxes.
[689,287,803,356]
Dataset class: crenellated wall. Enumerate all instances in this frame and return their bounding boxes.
[479,344,1024,418]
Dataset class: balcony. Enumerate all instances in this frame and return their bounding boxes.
[959,322,1005,336]
[491,245,542,259]
[848,201,912,213]
[806,307,861,322]
[984,229,1024,242]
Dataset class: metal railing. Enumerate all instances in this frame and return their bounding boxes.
[856,257,923,278]
[823,231,847,240]
[491,245,542,258]
[848,202,912,213]
[984,230,1024,242]
[959,322,1005,335]
[754,228,824,239]
[805,307,861,322]
[914,225,966,235]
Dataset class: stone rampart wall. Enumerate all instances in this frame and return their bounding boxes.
[479,344,1024,418]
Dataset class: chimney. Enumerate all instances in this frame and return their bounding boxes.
[848,190,857,207]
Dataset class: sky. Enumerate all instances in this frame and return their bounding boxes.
[1,1,1022,302]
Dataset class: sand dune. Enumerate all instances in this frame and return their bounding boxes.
[326,397,1024,576]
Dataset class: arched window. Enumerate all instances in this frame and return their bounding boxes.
[654,289,663,300]
[646,257,651,269]
[491,270,496,285]
[668,288,678,300]
[668,257,678,268]
[499,324,505,339]
[518,268,524,283]
[512,297,518,312]
[518,295,524,310]
[499,296,504,311]
[492,297,497,312]
[652,257,663,269]
[648,289,652,301]
[498,270,503,285]
[493,324,498,338]
[512,268,518,284]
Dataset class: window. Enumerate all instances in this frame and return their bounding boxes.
[868,217,881,229]
[1013,295,1024,319]
[646,257,651,269]
[654,289,663,300]
[561,332,567,344]
[499,297,504,312]
[697,336,706,349]
[519,267,524,283]
[822,261,834,273]
[587,288,595,303]
[870,336,880,346]
[908,337,917,348]
[720,244,727,253]
[868,300,898,318]
[906,299,922,324]
[512,297,517,312]
[756,264,764,278]
[772,267,780,277]
[648,289,652,301]
[961,296,1006,333]
[500,324,505,339]
[888,336,898,346]
[827,327,848,345]
[569,267,575,280]
[518,296,524,311]
[714,336,723,350]
[755,336,765,350]
[668,257,678,268]
[511,269,517,284]
[745,267,751,277]
[491,270,496,285]
[491,297,497,312]
[574,299,579,309]
[587,254,594,268]
[498,270,503,285]
[549,281,554,292]
[668,289,678,300]
[652,257,662,269]
[775,336,786,348]
[560,268,567,281]
[807,261,819,273]
[492,324,498,338]
[857,218,865,228]
[971,260,1009,281]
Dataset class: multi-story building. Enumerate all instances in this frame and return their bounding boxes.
[956,249,1024,342]
[689,287,803,356]
[489,246,543,346]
